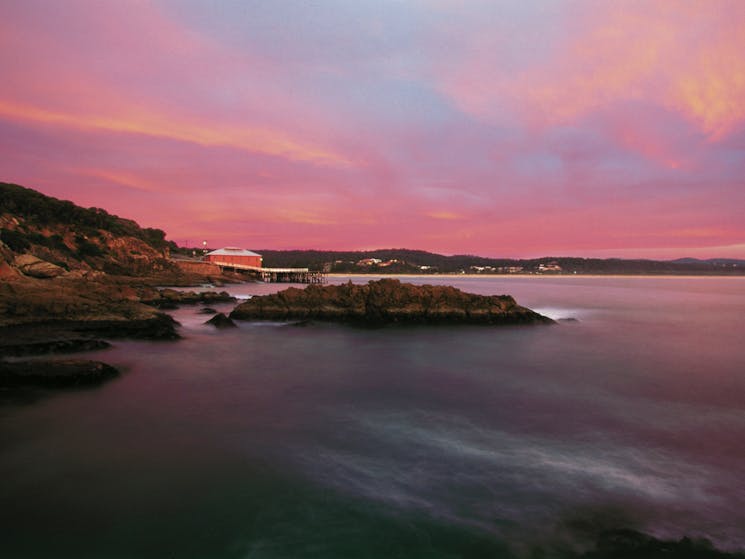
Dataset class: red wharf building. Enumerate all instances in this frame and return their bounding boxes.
[204,247,262,268]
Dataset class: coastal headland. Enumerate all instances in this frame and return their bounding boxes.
[0,183,238,395]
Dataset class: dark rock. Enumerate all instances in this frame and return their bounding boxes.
[583,528,742,558]
[198,307,218,314]
[67,313,181,340]
[199,290,234,302]
[230,279,553,326]
[205,313,237,329]
[151,300,179,310]
[0,314,180,361]
[0,359,119,388]
[558,317,580,323]
[0,338,110,358]
[140,289,236,308]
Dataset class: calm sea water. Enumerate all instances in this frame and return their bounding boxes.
[2,276,745,558]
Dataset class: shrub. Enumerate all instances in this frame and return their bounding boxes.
[75,236,105,258]
[0,228,29,252]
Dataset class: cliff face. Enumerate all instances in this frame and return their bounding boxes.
[230,279,553,325]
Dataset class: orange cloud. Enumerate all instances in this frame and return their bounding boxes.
[427,211,464,220]
[667,227,740,240]
[671,33,745,140]
[0,99,352,167]
[436,1,745,140]
[269,208,340,226]
[74,168,165,193]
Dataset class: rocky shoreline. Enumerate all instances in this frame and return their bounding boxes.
[0,272,237,398]
[1,277,553,398]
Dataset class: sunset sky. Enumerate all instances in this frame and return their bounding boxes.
[1,1,744,258]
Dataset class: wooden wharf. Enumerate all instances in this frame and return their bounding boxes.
[210,261,326,284]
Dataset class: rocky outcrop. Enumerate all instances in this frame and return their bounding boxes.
[140,288,235,309]
[0,275,183,344]
[230,279,553,325]
[205,312,237,328]
[1,276,165,324]
[14,254,65,278]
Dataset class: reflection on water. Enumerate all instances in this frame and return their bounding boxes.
[1,276,745,558]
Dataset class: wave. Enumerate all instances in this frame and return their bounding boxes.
[294,408,736,546]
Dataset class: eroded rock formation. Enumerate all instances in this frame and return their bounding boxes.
[230,279,552,325]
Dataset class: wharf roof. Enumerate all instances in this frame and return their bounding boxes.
[206,247,262,257]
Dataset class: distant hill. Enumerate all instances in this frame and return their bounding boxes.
[0,181,177,276]
[671,257,745,266]
[258,249,745,275]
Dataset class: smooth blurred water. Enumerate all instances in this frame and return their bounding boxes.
[2,276,745,558]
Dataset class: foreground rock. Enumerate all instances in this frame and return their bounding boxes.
[0,359,119,388]
[581,528,745,559]
[139,288,235,309]
[230,279,553,325]
[205,312,237,329]
[1,276,165,325]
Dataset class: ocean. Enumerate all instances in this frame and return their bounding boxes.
[2,276,744,558]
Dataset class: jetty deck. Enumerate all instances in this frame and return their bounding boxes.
[210,261,326,284]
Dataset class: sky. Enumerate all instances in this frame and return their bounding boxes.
[1,1,744,259]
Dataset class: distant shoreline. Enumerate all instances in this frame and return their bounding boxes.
[326,273,745,279]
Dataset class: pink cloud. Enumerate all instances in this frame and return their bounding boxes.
[0,2,355,167]
[0,1,743,259]
[431,1,745,140]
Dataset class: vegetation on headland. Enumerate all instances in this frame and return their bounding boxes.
[0,181,178,276]
[0,181,172,248]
